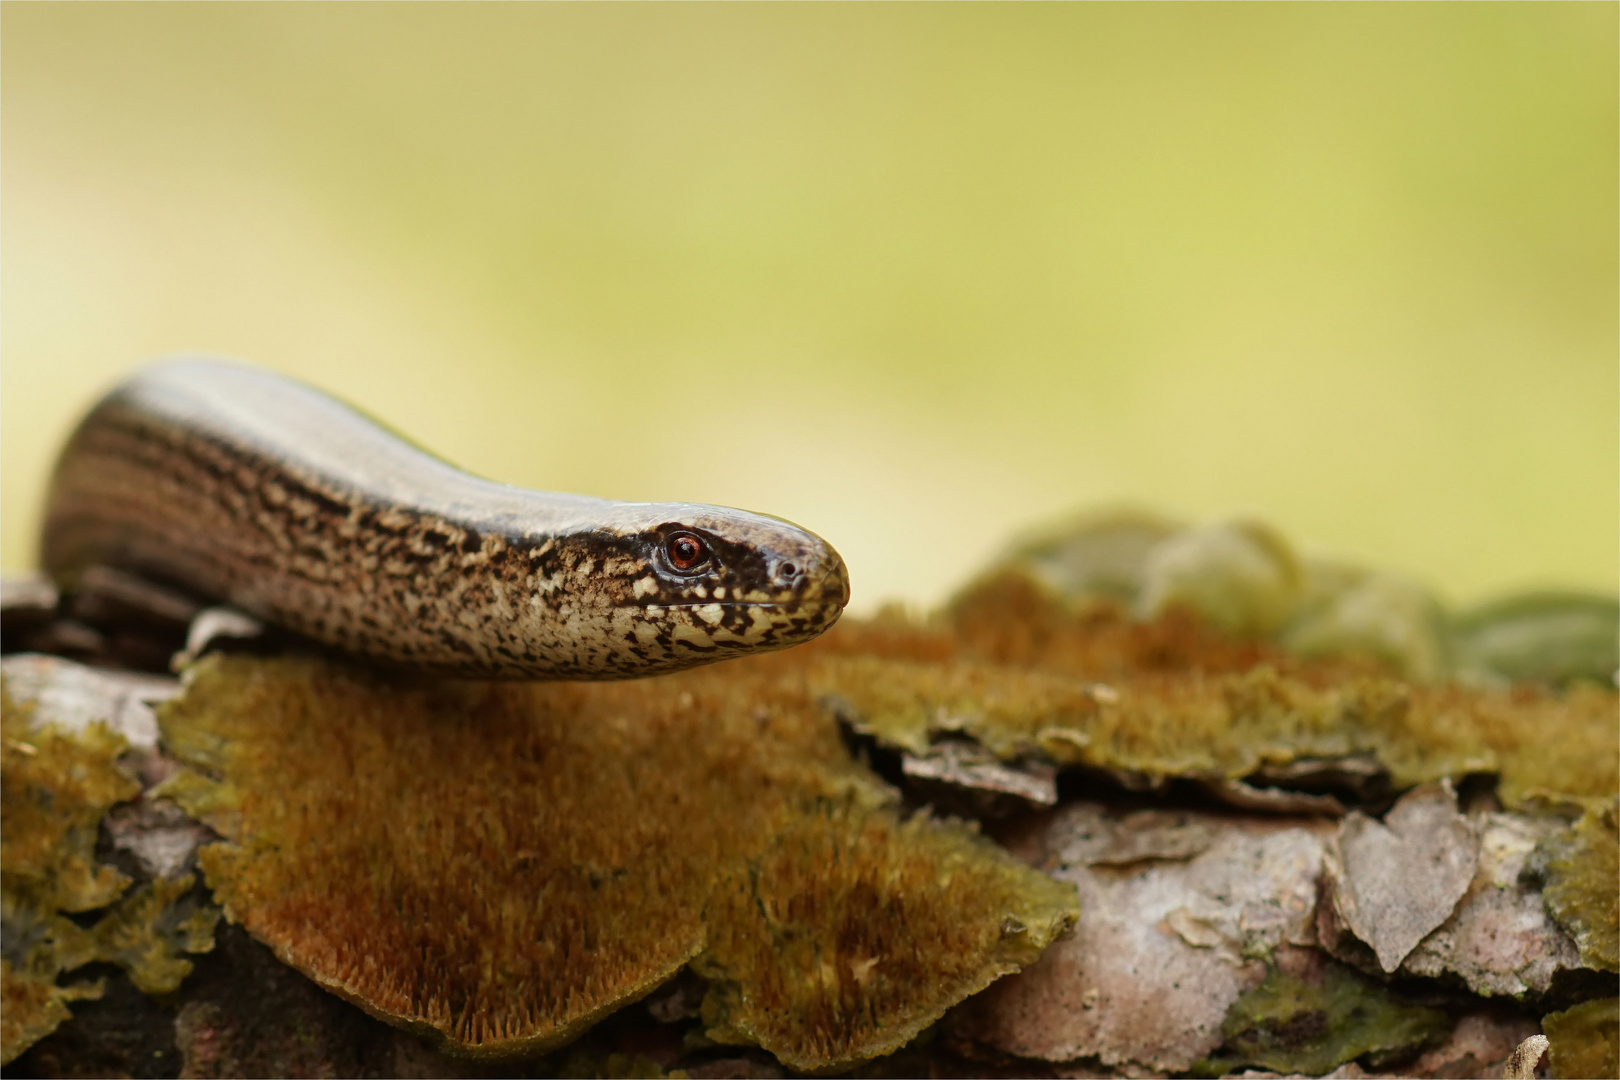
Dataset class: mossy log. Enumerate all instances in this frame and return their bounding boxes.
[2,509,1616,1078]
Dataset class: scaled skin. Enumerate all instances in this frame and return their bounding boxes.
[41,360,849,678]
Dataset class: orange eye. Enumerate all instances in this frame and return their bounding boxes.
[666,533,708,572]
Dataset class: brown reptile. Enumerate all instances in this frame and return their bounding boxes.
[41,359,849,678]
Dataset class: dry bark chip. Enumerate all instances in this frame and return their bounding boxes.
[952,803,1332,1073]
[156,654,1077,1068]
[899,738,1058,810]
[1503,1033,1550,1079]
[0,653,177,756]
[1408,1009,1544,1078]
[1324,782,1480,973]
[1399,812,1581,996]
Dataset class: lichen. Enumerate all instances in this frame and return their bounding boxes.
[1452,592,1620,689]
[1197,958,1450,1076]
[91,874,220,994]
[1,675,220,1064]
[158,653,1077,1067]
[1133,519,1305,639]
[1543,997,1619,1080]
[1,686,138,912]
[990,510,1615,687]
[0,874,220,1066]
[1,684,130,1063]
[0,893,102,1065]
[1533,799,1619,973]
[1281,566,1449,682]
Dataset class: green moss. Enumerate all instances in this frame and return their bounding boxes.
[159,654,1076,1068]
[1534,800,1619,973]
[1544,997,1619,1080]
[803,570,1618,809]
[1197,959,1449,1076]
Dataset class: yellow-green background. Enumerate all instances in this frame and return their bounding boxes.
[4,4,1615,613]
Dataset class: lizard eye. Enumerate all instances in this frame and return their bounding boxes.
[665,532,709,573]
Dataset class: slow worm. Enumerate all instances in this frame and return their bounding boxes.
[41,359,849,678]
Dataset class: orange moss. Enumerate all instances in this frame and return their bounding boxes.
[824,571,1289,678]
[160,654,1075,1065]
[698,801,1075,1073]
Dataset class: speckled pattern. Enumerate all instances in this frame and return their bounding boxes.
[41,360,849,678]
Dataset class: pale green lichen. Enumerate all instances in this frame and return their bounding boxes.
[1134,519,1305,639]
[987,510,1615,687]
[1281,565,1449,681]
[1453,592,1620,689]
[995,506,1180,605]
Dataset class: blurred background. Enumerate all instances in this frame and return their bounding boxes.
[3,4,1614,615]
